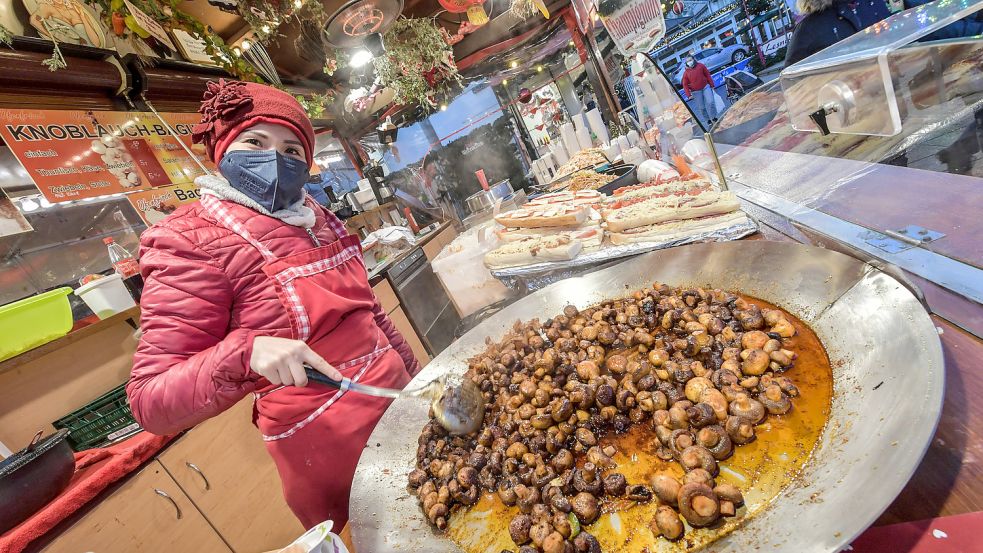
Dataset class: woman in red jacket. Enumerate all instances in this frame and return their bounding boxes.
[127,80,418,529]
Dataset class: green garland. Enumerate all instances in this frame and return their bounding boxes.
[373,18,461,110]
[0,23,12,46]
[81,0,258,80]
[295,92,335,120]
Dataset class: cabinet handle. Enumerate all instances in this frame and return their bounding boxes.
[185,462,211,490]
[154,488,183,520]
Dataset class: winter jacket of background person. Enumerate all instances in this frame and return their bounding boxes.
[784,0,891,67]
[682,62,715,98]
[905,0,983,41]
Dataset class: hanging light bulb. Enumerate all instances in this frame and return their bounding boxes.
[440,104,448,111]
[537,65,543,72]
[350,49,374,68]
[241,39,252,51]
[261,24,271,34]
[293,0,303,7]
[510,60,518,69]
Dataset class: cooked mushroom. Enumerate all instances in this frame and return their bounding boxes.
[677,483,721,527]
[586,446,615,468]
[760,384,792,415]
[626,484,654,502]
[515,484,540,514]
[606,354,629,375]
[686,402,716,428]
[684,377,714,403]
[650,474,681,505]
[725,415,756,445]
[771,317,795,337]
[719,500,736,517]
[603,473,628,496]
[408,468,428,488]
[573,463,604,495]
[572,531,601,553]
[575,428,597,447]
[774,376,800,397]
[700,388,729,422]
[697,425,734,460]
[682,468,715,488]
[499,482,519,506]
[713,483,745,506]
[729,396,766,424]
[669,429,696,456]
[553,449,575,472]
[741,349,770,376]
[668,405,690,429]
[571,492,601,524]
[679,445,719,475]
[741,330,769,350]
[542,531,567,553]
[652,505,685,540]
[529,520,553,548]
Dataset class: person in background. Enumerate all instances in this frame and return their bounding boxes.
[128,80,419,530]
[681,55,718,127]
[582,86,597,111]
[785,0,983,67]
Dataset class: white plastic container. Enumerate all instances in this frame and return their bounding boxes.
[74,274,136,319]
[431,226,511,318]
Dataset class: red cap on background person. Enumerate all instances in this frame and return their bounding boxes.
[191,79,316,167]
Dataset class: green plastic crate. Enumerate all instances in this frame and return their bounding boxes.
[0,287,73,362]
[53,384,142,451]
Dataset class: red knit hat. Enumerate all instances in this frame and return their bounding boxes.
[191,79,315,167]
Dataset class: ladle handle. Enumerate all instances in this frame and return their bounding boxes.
[303,366,404,399]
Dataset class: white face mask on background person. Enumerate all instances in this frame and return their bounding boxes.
[686,58,696,68]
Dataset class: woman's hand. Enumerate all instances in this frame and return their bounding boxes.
[250,336,343,386]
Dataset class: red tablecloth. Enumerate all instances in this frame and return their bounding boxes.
[850,510,983,552]
[0,432,173,553]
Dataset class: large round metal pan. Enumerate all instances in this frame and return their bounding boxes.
[350,241,945,552]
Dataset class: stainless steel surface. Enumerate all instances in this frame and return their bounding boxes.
[465,190,495,214]
[489,180,514,201]
[725,177,983,307]
[350,241,944,553]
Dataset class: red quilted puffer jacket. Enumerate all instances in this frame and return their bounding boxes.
[127,197,419,435]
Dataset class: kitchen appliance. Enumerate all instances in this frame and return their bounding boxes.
[385,247,461,356]
[488,179,513,201]
[0,429,75,534]
[464,190,494,214]
[342,191,363,212]
[351,241,944,553]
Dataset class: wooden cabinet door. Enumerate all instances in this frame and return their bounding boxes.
[42,461,231,553]
[158,399,305,553]
[389,305,431,367]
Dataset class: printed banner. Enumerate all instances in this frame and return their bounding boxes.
[597,0,666,56]
[0,109,211,202]
[126,183,201,225]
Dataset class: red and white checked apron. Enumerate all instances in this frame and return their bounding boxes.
[201,194,411,529]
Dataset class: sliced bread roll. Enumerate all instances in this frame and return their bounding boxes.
[608,211,750,245]
[495,205,589,229]
[484,235,583,269]
[603,191,740,232]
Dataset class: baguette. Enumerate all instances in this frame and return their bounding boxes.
[483,235,583,269]
[608,211,750,245]
[496,222,602,243]
[603,191,740,232]
[495,205,589,229]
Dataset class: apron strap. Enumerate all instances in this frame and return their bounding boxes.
[321,204,350,239]
[200,194,277,263]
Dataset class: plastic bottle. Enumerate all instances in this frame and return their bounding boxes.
[104,237,143,299]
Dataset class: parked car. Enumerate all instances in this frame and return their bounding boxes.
[672,45,750,84]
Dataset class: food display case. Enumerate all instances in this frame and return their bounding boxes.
[708,0,983,338]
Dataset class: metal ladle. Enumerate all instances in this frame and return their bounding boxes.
[303,367,485,435]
